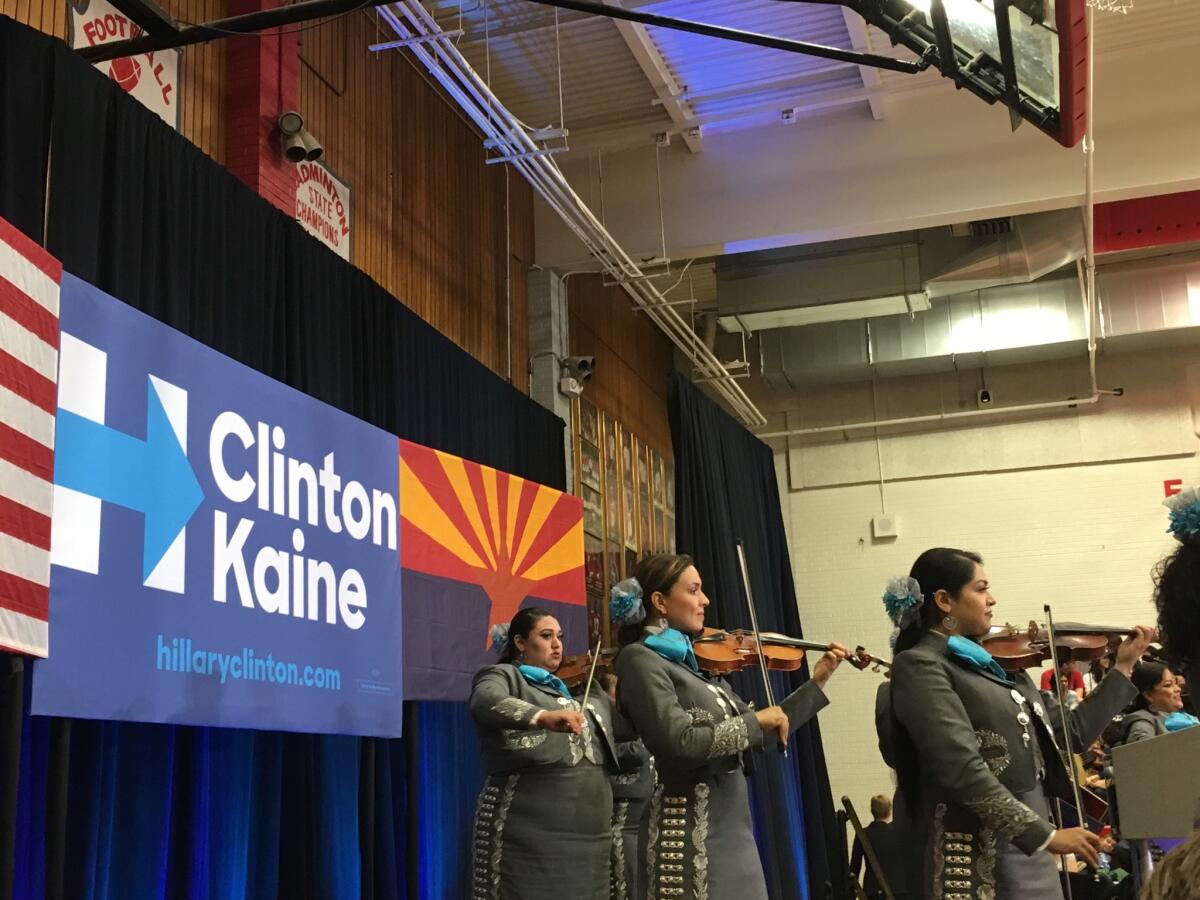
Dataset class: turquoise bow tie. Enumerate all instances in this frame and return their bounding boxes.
[518,664,572,699]
[645,628,699,673]
[947,635,1013,683]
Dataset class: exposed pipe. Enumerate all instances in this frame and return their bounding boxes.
[377,1,768,428]
[757,393,1104,439]
[1083,4,1098,396]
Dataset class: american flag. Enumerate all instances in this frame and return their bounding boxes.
[0,216,60,657]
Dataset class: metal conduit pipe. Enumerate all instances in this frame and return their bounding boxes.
[379,2,768,427]
[755,393,1102,439]
[434,39,752,421]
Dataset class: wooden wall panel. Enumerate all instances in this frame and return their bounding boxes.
[569,274,673,459]
[3,4,532,391]
[298,9,532,392]
[2,0,226,162]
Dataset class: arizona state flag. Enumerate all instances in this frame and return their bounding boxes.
[399,440,586,699]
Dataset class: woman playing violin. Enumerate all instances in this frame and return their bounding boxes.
[885,548,1156,900]
[468,607,637,899]
[613,553,848,900]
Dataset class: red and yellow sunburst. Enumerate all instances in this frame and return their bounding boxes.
[399,440,585,643]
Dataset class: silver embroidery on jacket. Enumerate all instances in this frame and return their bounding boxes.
[501,728,547,751]
[977,825,997,900]
[611,799,629,900]
[974,729,1011,776]
[567,700,597,765]
[705,716,749,759]
[488,775,517,897]
[931,802,947,900]
[646,785,663,893]
[687,706,715,725]
[962,793,1040,842]
[492,696,540,725]
[692,783,710,900]
[471,775,518,900]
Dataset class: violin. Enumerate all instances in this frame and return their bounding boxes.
[691,627,877,675]
[556,647,617,690]
[982,621,1139,674]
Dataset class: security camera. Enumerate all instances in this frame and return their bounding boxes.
[561,356,595,383]
[977,388,993,407]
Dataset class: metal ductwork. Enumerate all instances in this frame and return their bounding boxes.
[924,208,1086,299]
[760,252,1200,389]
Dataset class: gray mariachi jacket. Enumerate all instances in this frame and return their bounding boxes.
[614,639,828,790]
[891,632,1136,889]
[1120,709,1168,744]
[469,664,640,776]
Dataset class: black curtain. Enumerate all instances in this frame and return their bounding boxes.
[0,16,563,900]
[669,370,844,900]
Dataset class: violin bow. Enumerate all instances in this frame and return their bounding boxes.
[578,637,603,716]
[735,540,787,758]
[1044,603,1090,889]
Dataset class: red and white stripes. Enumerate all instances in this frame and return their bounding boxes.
[0,216,60,657]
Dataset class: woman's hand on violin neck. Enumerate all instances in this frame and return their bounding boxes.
[811,643,850,689]
[1047,828,1102,869]
[755,706,789,748]
[539,710,584,735]
[1114,625,1158,677]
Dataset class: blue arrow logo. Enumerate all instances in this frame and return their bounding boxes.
[55,378,204,580]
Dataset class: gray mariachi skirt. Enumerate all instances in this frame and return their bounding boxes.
[641,771,766,900]
[926,786,1063,900]
[992,788,1063,900]
[471,764,613,900]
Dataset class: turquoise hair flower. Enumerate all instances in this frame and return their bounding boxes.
[882,576,924,628]
[610,577,646,625]
[489,622,510,654]
[1165,487,1200,540]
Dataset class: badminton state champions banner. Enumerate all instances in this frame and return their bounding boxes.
[31,273,404,736]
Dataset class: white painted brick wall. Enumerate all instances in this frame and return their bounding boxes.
[776,348,1200,811]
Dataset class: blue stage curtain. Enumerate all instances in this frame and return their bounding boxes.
[668,370,845,900]
[0,15,561,900]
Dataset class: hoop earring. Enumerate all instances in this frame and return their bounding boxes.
[943,615,958,632]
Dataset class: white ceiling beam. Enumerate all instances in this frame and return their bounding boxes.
[600,0,702,153]
[841,9,887,121]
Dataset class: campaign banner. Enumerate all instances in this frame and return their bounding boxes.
[32,274,403,736]
[399,440,586,700]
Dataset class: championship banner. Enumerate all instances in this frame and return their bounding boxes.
[400,440,586,699]
[296,162,351,261]
[32,274,403,736]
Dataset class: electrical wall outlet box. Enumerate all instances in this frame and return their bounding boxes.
[872,515,898,539]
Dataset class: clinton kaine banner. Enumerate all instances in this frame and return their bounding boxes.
[32,274,403,736]
[400,440,586,699]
